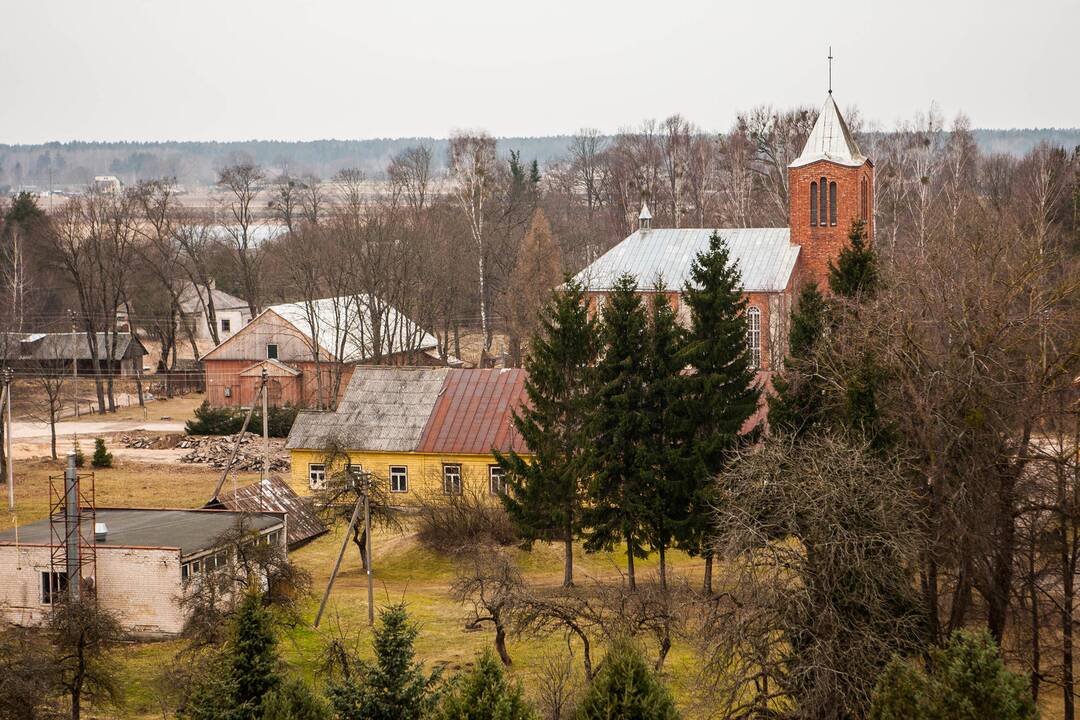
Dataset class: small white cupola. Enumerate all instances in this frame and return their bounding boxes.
[638,201,652,231]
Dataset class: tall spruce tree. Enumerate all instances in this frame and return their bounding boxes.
[767,281,829,437]
[828,218,878,298]
[581,273,652,591]
[433,650,537,720]
[496,277,598,587]
[229,590,281,720]
[676,232,761,593]
[641,286,690,589]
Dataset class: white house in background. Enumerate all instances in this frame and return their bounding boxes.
[92,175,122,194]
[178,281,253,342]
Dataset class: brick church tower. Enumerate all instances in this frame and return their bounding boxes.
[788,94,874,288]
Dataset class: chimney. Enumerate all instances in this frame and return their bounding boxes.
[638,201,652,231]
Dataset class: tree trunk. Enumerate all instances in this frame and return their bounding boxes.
[563,524,574,588]
[658,544,667,591]
[1062,450,1076,720]
[703,551,713,595]
[1029,531,1041,704]
[50,410,58,460]
[494,623,512,666]
[626,532,636,591]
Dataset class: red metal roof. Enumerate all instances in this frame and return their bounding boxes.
[416,368,528,455]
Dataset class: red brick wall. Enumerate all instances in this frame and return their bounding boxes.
[788,159,874,289]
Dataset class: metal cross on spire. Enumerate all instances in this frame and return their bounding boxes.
[828,46,834,95]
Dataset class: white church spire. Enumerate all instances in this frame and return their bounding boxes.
[790,94,865,168]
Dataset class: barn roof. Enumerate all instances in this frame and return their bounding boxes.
[210,476,327,548]
[790,94,866,169]
[267,296,439,362]
[573,227,798,293]
[286,367,529,455]
[2,332,147,362]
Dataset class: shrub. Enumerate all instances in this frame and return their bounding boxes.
[415,485,519,554]
[91,437,113,468]
[575,640,679,720]
[870,629,1037,720]
[261,677,332,720]
[73,437,85,467]
[185,401,299,437]
[433,650,536,720]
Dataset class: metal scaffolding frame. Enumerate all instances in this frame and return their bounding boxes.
[48,454,97,602]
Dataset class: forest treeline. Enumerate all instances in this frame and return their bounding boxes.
[2,126,1079,189]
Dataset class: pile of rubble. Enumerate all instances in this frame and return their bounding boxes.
[119,433,182,449]
[178,433,290,472]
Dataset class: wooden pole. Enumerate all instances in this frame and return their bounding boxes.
[364,475,374,625]
[313,496,364,628]
[5,368,14,511]
[209,375,265,502]
[261,367,269,486]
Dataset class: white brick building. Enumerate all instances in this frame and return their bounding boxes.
[0,508,285,637]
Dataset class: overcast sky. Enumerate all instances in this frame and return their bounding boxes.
[1,0,1076,144]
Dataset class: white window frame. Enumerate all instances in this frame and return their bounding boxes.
[747,306,762,369]
[389,465,408,493]
[308,463,326,490]
[489,465,506,495]
[442,464,462,495]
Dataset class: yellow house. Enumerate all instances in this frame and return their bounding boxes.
[286,366,530,503]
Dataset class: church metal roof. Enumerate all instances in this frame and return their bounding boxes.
[790,94,866,168]
[573,227,799,293]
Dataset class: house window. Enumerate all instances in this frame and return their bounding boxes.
[41,571,67,604]
[489,465,506,495]
[266,343,279,360]
[220,318,231,333]
[829,182,838,226]
[810,182,818,226]
[389,466,408,493]
[308,463,326,489]
[818,176,828,226]
[223,386,232,398]
[443,464,462,495]
[746,307,761,369]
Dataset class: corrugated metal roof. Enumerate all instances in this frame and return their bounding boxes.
[286,367,529,456]
[416,368,527,455]
[211,476,327,548]
[286,367,449,451]
[3,332,146,362]
[268,295,438,362]
[789,94,866,168]
[573,227,798,293]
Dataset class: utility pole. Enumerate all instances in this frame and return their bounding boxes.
[4,367,13,511]
[69,309,79,418]
[364,471,374,626]
[261,367,269,484]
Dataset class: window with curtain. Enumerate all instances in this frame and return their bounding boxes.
[819,177,828,226]
[829,182,838,225]
[810,182,818,226]
[747,306,761,368]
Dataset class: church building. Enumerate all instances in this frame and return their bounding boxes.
[573,93,873,372]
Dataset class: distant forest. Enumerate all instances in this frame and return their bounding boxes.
[2,128,1079,191]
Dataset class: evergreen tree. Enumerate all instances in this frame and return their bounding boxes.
[261,677,332,720]
[676,232,760,593]
[828,218,879,298]
[870,630,1037,720]
[641,287,689,589]
[581,274,652,591]
[496,278,597,587]
[767,282,829,437]
[327,604,441,720]
[91,437,113,468]
[529,159,541,186]
[433,650,536,720]
[576,641,680,720]
[230,590,281,719]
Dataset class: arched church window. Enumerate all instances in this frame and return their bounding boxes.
[819,177,828,226]
[829,182,838,226]
[810,182,818,226]
[860,177,868,220]
[746,306,761,369]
